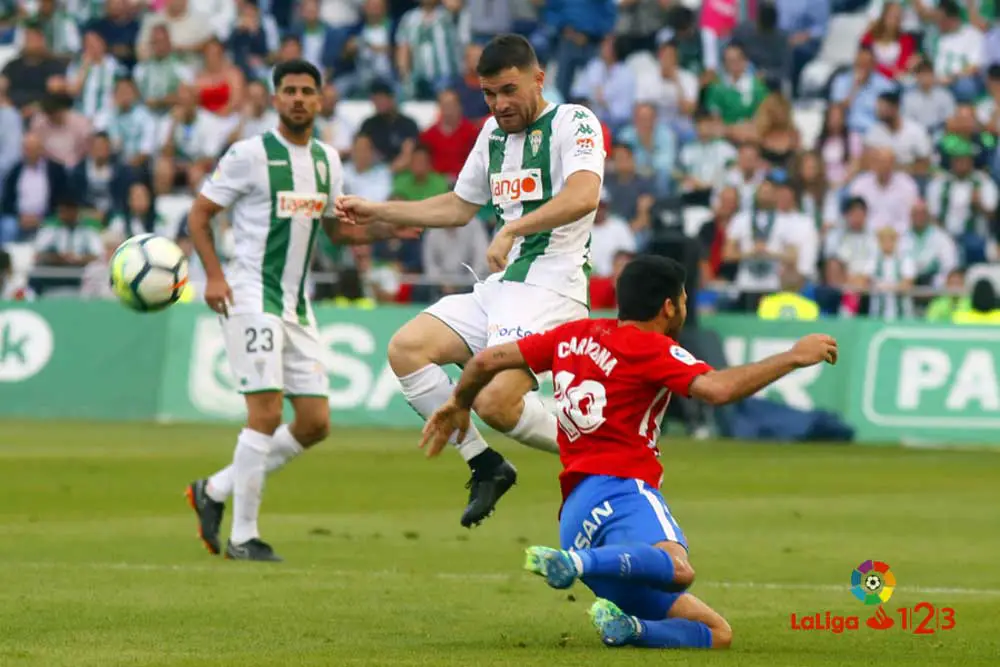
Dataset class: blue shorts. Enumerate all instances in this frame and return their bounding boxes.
[559,475,688,620]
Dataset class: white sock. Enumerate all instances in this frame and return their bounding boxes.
[230,428,271,544]
[206,424,305,502]
[398,364,489,462]
[507,392,560,454]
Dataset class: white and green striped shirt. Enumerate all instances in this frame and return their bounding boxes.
[395,6,460,84]
[678,139,737,192]
[107,104,158,162]
[454,103,605,306]
[134,56,194,110]
[200,131,344,325]
[926,170,999,236]
[68,55,121,131]
[15,10,80,56]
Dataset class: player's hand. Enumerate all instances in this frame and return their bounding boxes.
[790,334,838,368]
[205,275,234,317]
[334,195,380,226]
[486,228,514,273]
[393,226,423,240]
[419,397,472,458]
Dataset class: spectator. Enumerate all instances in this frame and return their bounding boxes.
[80,230,125,300]
[849,146,920,234]
[464,0,514,45]
[865,89,932,177]
[343,133,393,201]
[545,0,617,102]
[614,0,668,57]
[70,132,129,222]
[754,91,800,169]
[902,59,957,139]
[30,93,92,169]
[419,89,477,181]
[17,0,81,57]
[925,268,968,321]
[292,0,349,83]
[1,133,68,244]
[316,82,357,159]
[228,0,281,82]
[358,80,420,172]
[984,11,1000,68]
[725,141,767,211]
[698,185,740,285]
[66,29,121,132]
[902,199,959,289]
[604,143,656,224]
[107,77,157,170]
[589,249,634,310]
[153,84,223,194]
[775,0,828,97]
[634,40,698,135]
[772,169,819,278]
[723,171,816,310]
[107,182,165,238]
[421,216,489,296]
[794,151,839,236]
[571,34,636,132]
[228,79,278,144]
[705,44,769,129]
[866,0,932,36]
[817,103,862,190]
[926,135,999,263]
[590,189,637,277]
[860,1,918,80]
[133,25,196,138]
[136,0,215,60]
[829,46,895,135]
[87,0,141,70]
[1,23,65,116]
[952,278,1000,323]
[194,38,245,123]
[350,243,402,303]
[976,64,1000,134]
[451,43,490,121]
[34,200,102,268]
[339,0,395,99]
[616,102,678,196]
[729,2,790,87]
[823,196,876,291]
[395,0,461,101]
[0,77,22,193]
[676,110,737,206]
[856,226,915,320]
[933,0,985,102]
[657,5,719,80]
[1,249,33,301]
[392,143,449,202]
[939,104,996,173]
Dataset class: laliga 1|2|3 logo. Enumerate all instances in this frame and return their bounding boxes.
[789,560,957,635]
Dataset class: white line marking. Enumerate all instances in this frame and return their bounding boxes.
[6,561,1000,596]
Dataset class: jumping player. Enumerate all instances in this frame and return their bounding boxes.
[419,255,838,648]
[184,59,415,562]
[335,33,604,527]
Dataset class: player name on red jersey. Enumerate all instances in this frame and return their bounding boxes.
[557,337,618,376]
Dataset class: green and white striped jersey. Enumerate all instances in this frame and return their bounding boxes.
[454,103,605,306]
[133,56,194,110]
[67,55,121,130]
[200,130,344,325]
[395,6,460,84]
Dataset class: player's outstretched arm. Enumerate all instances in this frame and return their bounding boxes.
[188,194,232,316]
[334,192,480,229]
[419,342,528,457]
[321,217,422,245]
[689,334,838,406]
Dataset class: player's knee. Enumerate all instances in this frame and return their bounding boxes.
[710,617,733,649]
[297,416,330,447]
[473,383,522,432]
[388,326,429,376]
[247,410,282,436]
[673,557,696,589]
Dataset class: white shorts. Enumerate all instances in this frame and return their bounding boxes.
[220,312,329,397]
[424,279,588,354]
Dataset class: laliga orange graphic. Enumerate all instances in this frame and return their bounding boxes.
[789,561,957,635]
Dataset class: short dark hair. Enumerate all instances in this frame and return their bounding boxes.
[115,76,137,90]
[616,255,687,321]
[844,195,868,213]
[272,59,322,90]
[940,0,962,18]
[971,278,997,312]
[476,34,538,77]
[93,131,111,142]
[412,142,431,157]
[988,64,1000,80]
[915,59,934,74]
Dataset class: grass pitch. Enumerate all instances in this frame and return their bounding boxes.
[0,421,997,666]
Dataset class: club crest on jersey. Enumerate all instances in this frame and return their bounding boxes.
[276,191,327,219]
[529,129,543,156]
[670,345,699,366]
[490,169,543,206]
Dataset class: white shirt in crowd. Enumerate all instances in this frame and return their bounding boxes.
[864,249,916,320]
[864,119,933,167]
[825,229,877,276]
[726,207,819,293]
[34,224,103,259]
[635,67,699,122]
[590,213,637,277]
[934,25,985,79]
[848,171,921,235]
[925,170,1000,237]
[900,224,959,288]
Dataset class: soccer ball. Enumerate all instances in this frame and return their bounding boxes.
[865,574,882,591]
[109,234,189,312]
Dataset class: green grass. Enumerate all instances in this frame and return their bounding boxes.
[0,421,997,666]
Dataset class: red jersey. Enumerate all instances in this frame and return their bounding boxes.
[419,119,479,179]
[517,319,714,501]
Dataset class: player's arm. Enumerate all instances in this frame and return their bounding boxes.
[351,191,481,229]
[688,334,838,406]
[320,216,421,244]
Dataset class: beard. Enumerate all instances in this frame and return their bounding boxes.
[279,111,314,135]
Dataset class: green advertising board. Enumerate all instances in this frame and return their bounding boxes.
[1,302,998,446]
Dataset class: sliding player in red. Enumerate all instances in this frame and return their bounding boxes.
[419,254,838,649]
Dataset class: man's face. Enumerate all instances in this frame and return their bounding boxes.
[876,99,896,124]
[856,50,874,75]
[634,104,655,133]
[248,82,268,113]
[91,136,111,162]
[846,206,867,231]
[166,0,187,15]
[723,48,745,77]
[353,136,374,169]
[411,150,431,178]
[917,68,935,89]
[176,84,197,110]
[738,145,759,172]
[114,81,137,109]
[756,181,776,208]
[438,90,462,125]
[23,29,46,57]
[481,66,543,134]
[717,188,739,217]
[23,134,42,163]
[273,73,321,132]
[951,154,974,177]
[776,185,796,211]
[280,39,302,62]
[321,84,338,115]
[911,202,929,230]
[300,0,319,22]
[658,45,677,71]
[151,27,171,58]
[613,145,634,174]
[364,0,386,20]
[372,91,394,115]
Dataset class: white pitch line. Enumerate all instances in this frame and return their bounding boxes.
[6,561,1000,597]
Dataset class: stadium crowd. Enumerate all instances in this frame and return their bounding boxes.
[0,0,999,322]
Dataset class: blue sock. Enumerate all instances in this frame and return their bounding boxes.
[633,618,714,649]
[574,544,681,590]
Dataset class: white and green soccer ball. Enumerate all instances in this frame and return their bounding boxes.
[109,234,189,312]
